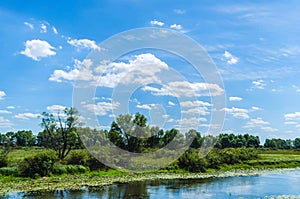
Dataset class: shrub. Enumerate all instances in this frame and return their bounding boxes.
[86,155,107,170]
[53,164,89,175]
[66,150,89,165]
[20,150,58,178]
[178,149,207,172]
[0,167,19,176]
[0,154,8,168]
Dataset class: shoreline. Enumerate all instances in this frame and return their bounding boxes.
[1,167,300,196]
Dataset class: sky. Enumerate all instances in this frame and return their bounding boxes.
[1,0,300,143]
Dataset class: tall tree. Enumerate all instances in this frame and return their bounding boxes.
[40,107,81,159]
[108,113,148,152]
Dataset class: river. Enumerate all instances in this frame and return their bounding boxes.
[5,169,300,199]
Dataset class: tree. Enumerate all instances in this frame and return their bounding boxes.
[294,138,300,149]
[185,129,203,149]
[108,113,148,152]
[39,107,81,159]
[15,130,36,146]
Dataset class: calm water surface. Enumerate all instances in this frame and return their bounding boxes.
[6,169,300,199]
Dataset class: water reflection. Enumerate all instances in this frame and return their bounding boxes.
[5,169,300,199]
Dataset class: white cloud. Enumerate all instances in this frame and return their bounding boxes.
[21,39,56,61]
[47,105,67,113]
[136,103,156,110]
[52,26,58,34]
[40,23,47,33]
[67,39,101,51]
[49,53,169,91]
[6,106,15,109]
[170,24,182,30]
[150,20,164,26]
[180,100,212,107]
[243,117,277,132]
[260,126,278,132]
[143,81,224,98]
[284,112,300,121]
[168,101,175,106]
[229,96,242,101]
[223,51,238,65]
[173,9,186,14]
[84,101,120,116]
[179,100,212,116]
[251,106,262,111]
[223,107,249,119]
[0,110,12,114]
[285,121,297,125]
[15,113,42,120]
[50,53,169,87]
[24,22,34,29]
[176,117,207,131]
[49,59,94,82]
[0,91,6,100]
[0,116,13,128]
[252,80,266,89]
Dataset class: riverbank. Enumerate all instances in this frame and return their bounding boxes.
[1,167,300,196]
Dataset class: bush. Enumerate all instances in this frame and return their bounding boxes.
[66,150,89,165]
[53,164,89,175]
[178,149,207,172]
[0,167,19,176]
[20,150,58,178]
[0,154,8,168]
[86,155,107,170]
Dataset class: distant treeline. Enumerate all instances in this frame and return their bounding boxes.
[1,125,300,151]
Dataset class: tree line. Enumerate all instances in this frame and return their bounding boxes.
[1,108,300,160]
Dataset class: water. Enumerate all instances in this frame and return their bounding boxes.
[5,169,300,199]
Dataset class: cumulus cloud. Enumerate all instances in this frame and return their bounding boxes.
[67,39,101,51]
[170,24,182,30]
[229,96,242,101]
[0,91,6,100]
[14,113,42,120]
[150,20,164,26]
[143,81,224,98]
[49,59,94,83]
[84,101,120,116]
[223,51,238,65]
[223,107,249,119]
[0,110,12,114]
[20,39,56,61]
[252,80,266,89]
[136,103,156,110]
[243,117,278,132]
[50,53,169,88]
[176,117,207,131]
[24,22,34,29]
[6,106,15,109]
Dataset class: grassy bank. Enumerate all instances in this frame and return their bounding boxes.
[1,148,300,195]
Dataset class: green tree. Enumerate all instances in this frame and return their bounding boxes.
[15,130,36,146]
[40,107,81,159]
[108,113,148,152]
[294,138,300,149]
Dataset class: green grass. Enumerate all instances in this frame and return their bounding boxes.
[6,147,45,166]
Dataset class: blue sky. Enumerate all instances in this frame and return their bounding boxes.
[1,0,300,142]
